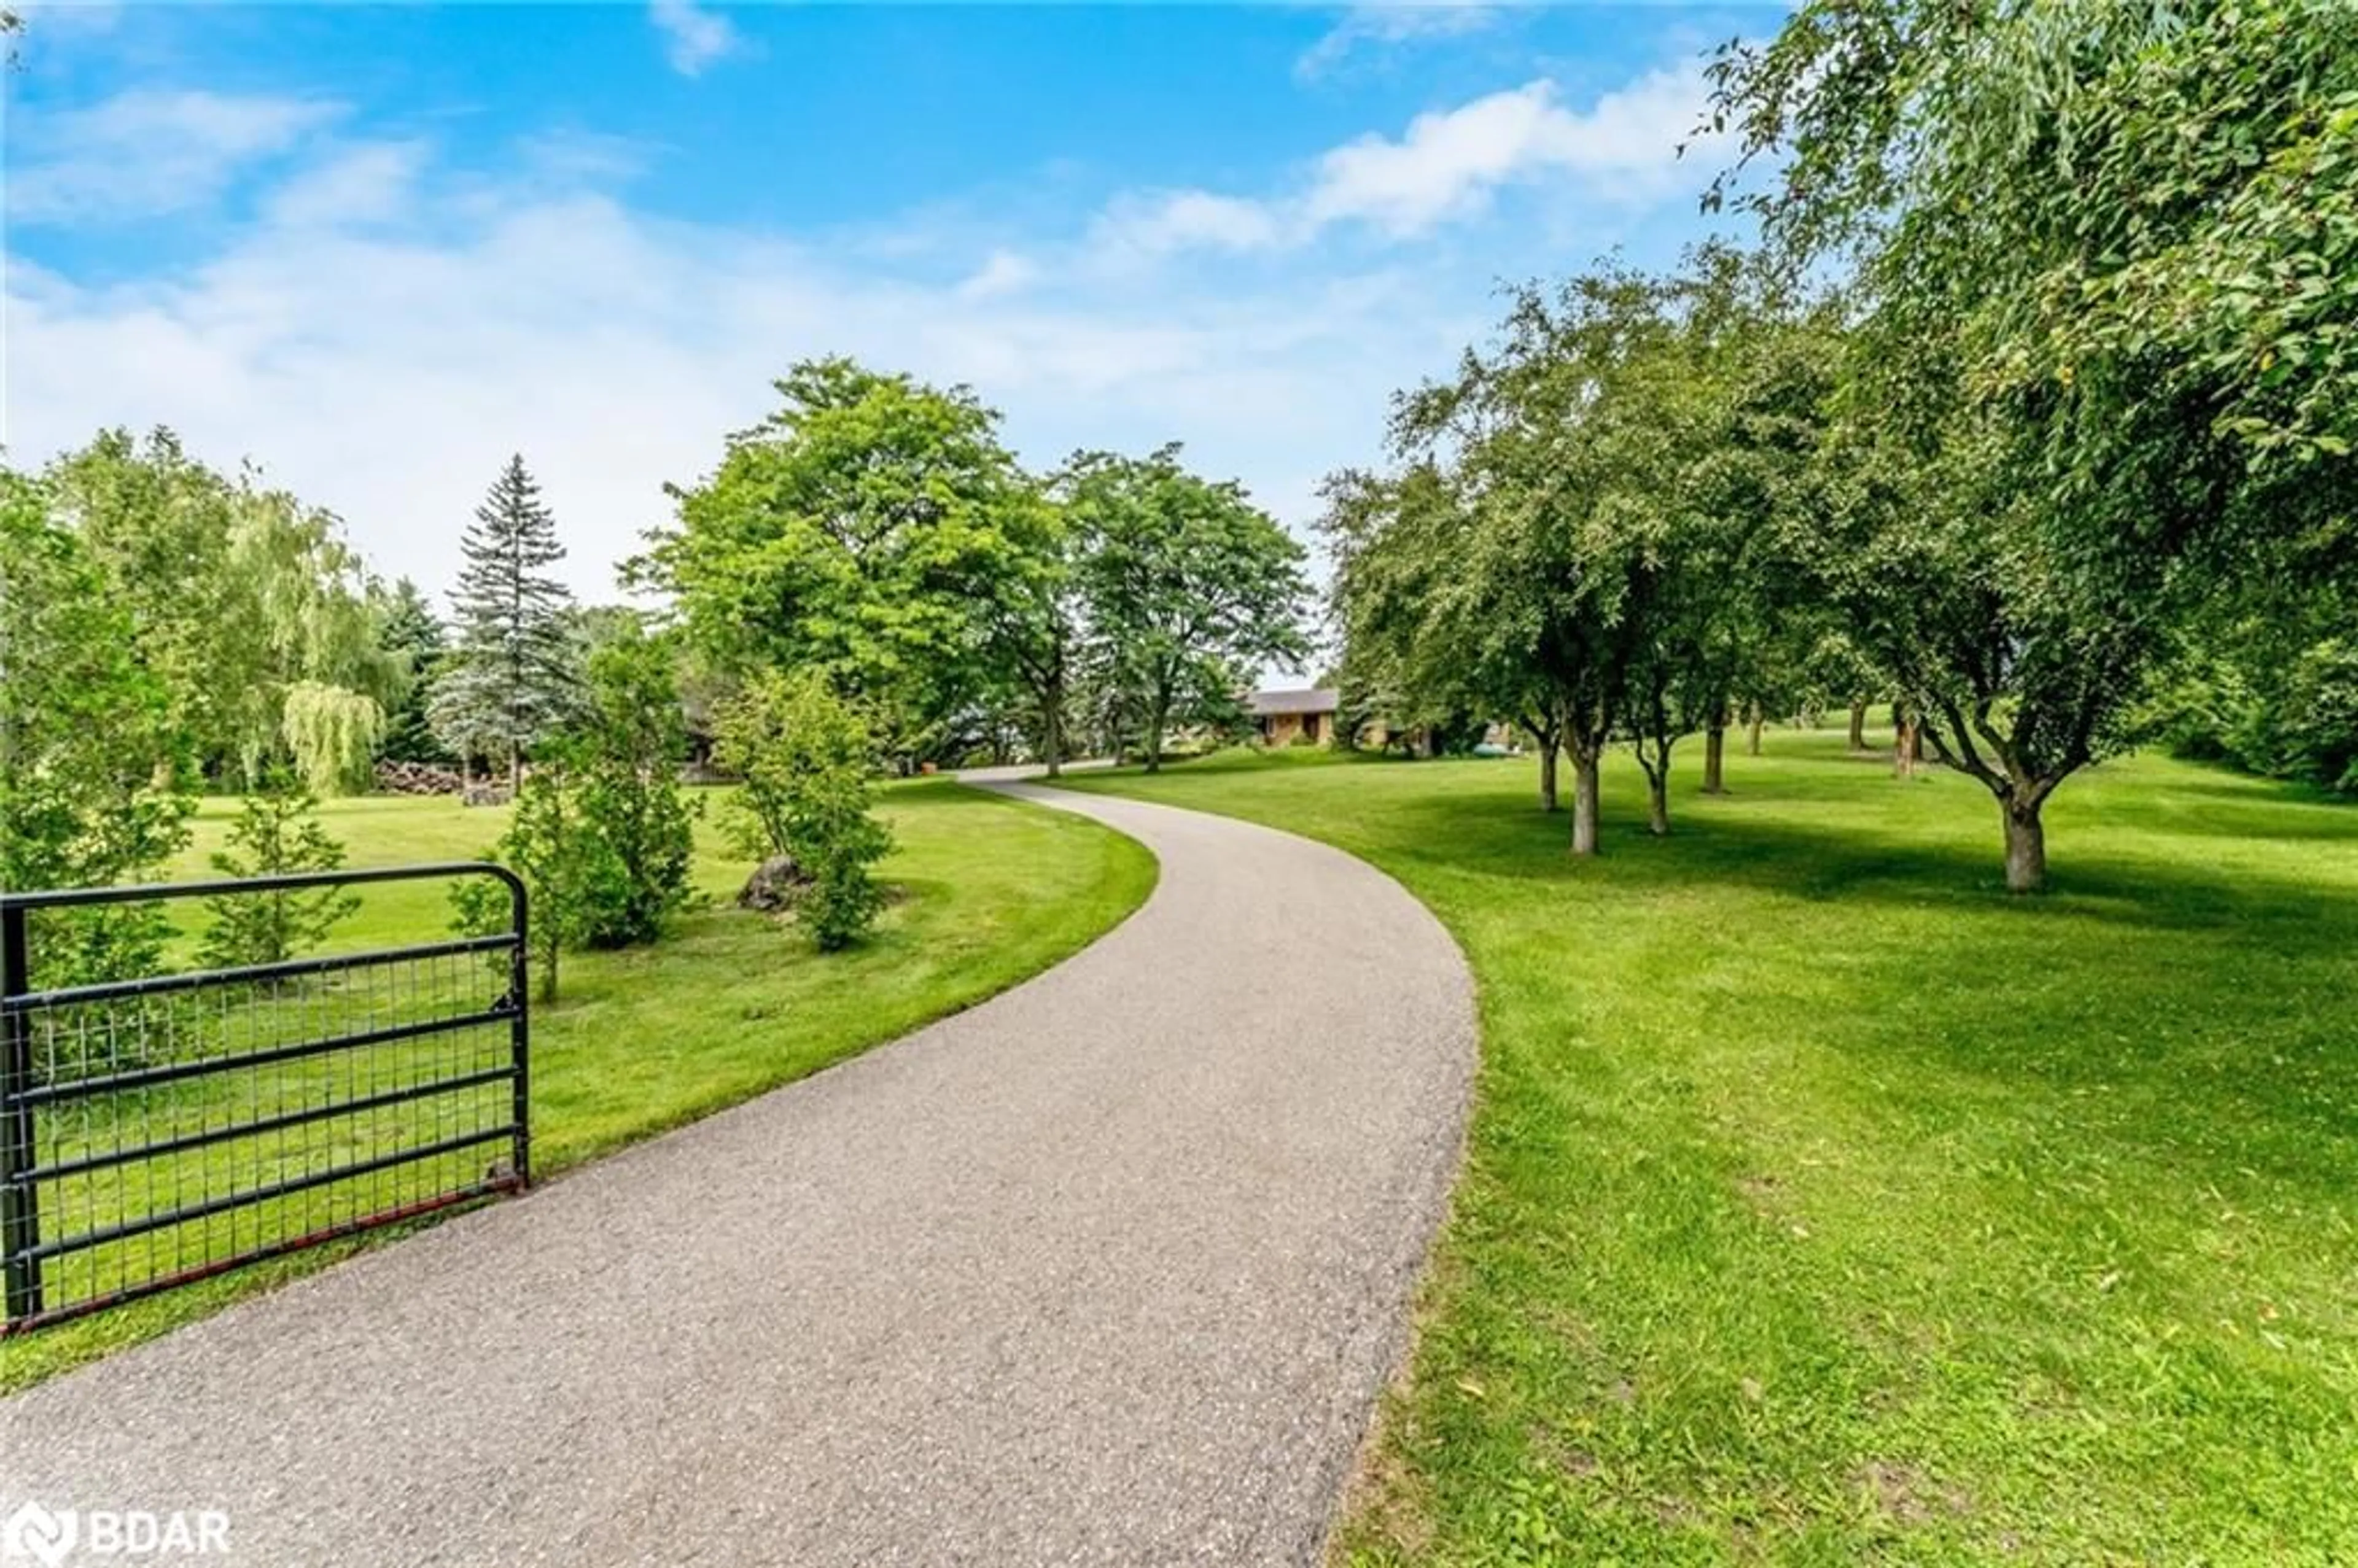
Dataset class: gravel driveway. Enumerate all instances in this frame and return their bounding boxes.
[0,782,1476,1567]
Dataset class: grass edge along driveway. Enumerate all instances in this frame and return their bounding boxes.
[1060,738,2358,1566]
[1,779,1156,1395]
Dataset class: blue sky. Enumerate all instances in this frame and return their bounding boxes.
[4,2,1780,604]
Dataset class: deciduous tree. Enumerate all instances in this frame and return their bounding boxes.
[635,359,1047,766]
[198,770,360,969]
[0,473,193,985]
[1709,0,2358,889]
[1062,446,1310,772]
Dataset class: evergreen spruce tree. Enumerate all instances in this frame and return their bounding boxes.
[428,456,578,788]
[378,576,453,764]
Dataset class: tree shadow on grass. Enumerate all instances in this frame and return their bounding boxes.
[1366,796,2358,1214]
[1343,784,2358,944]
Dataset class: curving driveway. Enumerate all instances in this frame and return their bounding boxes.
[0,782,1475,1566]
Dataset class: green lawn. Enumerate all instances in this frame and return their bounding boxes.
[1,778,1155,1392]
[1061,737,2358,1564]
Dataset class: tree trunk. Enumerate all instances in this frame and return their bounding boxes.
[1745,703,1765,756]
[1570,749,1601,857]
[1894,715,1918,780]
[1538,743,1560,812]
[1143,702,1166,774]
[2003,797,2047,894]
[1042,676,1064,779]
[1702,721,1727,794]
[1645,767,1670,836]
[509,745,523,795]
[1847,697,1868,752]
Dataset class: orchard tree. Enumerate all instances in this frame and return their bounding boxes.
[1323,464,1570,806]
[1710,0,2358,890]
[1371,268,1691,853]
[1062,445,1310,772]
[431,455,578,789]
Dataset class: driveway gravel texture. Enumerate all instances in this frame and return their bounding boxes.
[0,782,1476,1567]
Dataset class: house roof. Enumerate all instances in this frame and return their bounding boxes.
[1246,687,1340,717]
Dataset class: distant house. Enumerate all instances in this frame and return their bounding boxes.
[1247,688,1339,748]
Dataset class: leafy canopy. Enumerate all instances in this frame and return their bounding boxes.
[636,357,1050,761]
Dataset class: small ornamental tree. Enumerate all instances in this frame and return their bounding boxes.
[454,764,588,1004]
[569,621,697,949]
[712,670,893,950]
[198,770,360,969]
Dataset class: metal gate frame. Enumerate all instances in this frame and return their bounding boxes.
[1,863,529,1333]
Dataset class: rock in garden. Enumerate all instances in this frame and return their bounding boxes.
[737,854,811,912]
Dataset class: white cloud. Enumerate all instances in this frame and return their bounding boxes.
[516,128,656,189]
[1088,61,1717,259]
[1297,2,1503,80]
[4,56,1723,607]
[1309,66,1712,233]
[7,89,340,224]
[956,249,1040,300]
[265,142,427,229]
[4,169,1462,605]
[647,0,739,77]
[1092,190,1293,258]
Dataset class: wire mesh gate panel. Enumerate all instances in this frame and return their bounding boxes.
[0,864,529,1333]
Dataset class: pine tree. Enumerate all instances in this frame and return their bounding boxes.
[429,456,578,788]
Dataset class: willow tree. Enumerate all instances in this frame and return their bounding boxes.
[228,479,396,791]
[1710,0,2358,890]
[282,682,388,796]
[44,430,393,793]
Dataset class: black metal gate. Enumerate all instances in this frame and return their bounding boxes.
[1,864,529,1333]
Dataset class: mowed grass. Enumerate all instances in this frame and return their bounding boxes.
[1,779,1155,1392]
[1062,737,2358,1564]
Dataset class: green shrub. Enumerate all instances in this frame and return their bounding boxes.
[712,670,893,950]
